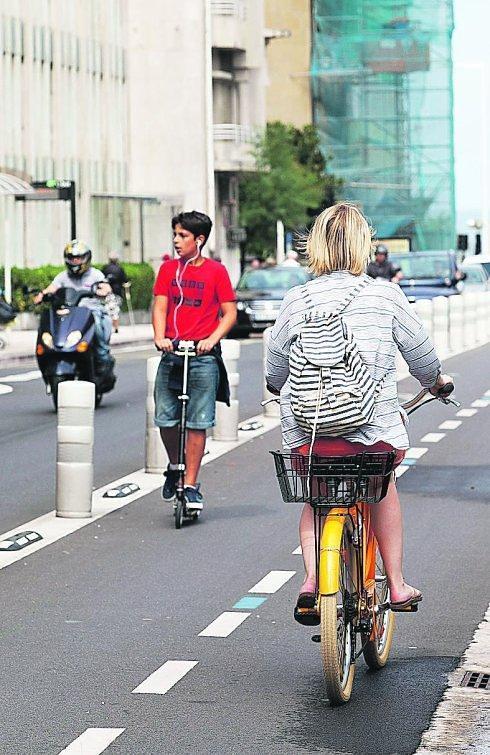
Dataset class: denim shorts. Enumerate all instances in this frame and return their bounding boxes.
[154,353,219,430]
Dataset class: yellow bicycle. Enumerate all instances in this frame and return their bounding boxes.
[270,383,458,705]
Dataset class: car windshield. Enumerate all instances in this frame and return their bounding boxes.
[391,254,451,279]
[237,267,310,291]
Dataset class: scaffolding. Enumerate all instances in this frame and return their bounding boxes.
[311,0,455,249]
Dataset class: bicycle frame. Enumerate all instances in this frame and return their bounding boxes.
[317,500,379,640]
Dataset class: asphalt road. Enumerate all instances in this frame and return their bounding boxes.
[0,343,489,754]
[0,339,264,532]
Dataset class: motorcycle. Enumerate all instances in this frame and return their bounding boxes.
[35,285,116,410]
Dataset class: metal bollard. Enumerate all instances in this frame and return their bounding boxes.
[221,339,241,374]
[448,295,463,354]
[145,356,169,474]
[262,328,280,418]
[432,296,450,359]
[56,381,95,518]
[213,372,239,441]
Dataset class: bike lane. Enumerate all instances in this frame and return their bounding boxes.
[0,345,488,754]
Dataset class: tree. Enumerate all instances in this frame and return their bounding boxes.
[239,122,343,259]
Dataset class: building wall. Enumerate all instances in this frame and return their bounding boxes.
[265,0,312,127]
[0,0,129,267]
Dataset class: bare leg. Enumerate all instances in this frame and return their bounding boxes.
[184,429,206,486]
[370,478,419,603]
[299,503,317,593]
[160,426,179,464]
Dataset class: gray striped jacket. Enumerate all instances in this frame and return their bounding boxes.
[265,271,441,450]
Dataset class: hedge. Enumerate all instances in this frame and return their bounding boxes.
[0,262,155,312]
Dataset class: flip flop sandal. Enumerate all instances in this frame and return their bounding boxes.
[390,589,423,612]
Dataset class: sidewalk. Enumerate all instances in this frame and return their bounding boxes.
[0,323,154,366]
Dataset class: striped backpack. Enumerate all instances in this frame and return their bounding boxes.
[289,279,379,439]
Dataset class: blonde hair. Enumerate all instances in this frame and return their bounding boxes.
[306,202,373,277]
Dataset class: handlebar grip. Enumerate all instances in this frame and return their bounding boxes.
[437,382,454,398]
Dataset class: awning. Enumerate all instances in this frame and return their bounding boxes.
[0,172,34,195]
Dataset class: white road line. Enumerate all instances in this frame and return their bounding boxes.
[420,433,446,443]
[456,408,477,418]
[249,570,296,594]
[0,413,280,572]
[292,545,302,555]
[58,728,125,754]
[198,611,250,637]
[132,660,198,695]
[0,370,41,382]
[0,384,13,395]
[438,420,462,430]
[405,447,428,459]
[395,466,409,478]
[471,400,488,408]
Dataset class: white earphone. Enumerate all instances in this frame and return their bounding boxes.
[173,239,202,339]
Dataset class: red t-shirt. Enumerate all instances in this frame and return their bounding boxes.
[153,258,236,340]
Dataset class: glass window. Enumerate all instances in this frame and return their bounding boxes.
[391,253,451,279]
[237,268,310,291]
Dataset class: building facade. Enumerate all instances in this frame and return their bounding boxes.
[0,0,267,282]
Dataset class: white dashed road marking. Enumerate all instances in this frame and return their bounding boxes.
[249,570,296,594]
[438,420,462,430]
[58,728,125,754]
[471,400,488,408]
[199,611,250,638]
[132,660,198,695]
[292,545,302,555]
[0,370,41,382]
[0,384,13,395]
[405,447,428,459]
[456,408,477,417]
[420,433,445,443]
[395,466,409,478]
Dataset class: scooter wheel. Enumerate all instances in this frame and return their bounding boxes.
[174,500,184,529]
[50,376,69,412]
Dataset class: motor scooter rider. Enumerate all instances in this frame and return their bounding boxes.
[34,240,114,374]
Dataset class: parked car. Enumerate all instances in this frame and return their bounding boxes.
[460,255,490,292]
[390,250,466,302]
[231,266,312,337]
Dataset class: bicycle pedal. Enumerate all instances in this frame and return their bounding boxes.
[311,634,321,643]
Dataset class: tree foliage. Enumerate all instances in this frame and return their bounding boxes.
[239,122,343,258]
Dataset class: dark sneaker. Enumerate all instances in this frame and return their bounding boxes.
[184,484,204,511]
[162,466,179,501]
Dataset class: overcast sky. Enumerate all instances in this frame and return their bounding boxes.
[452,0,490,245]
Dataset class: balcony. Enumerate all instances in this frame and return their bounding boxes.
[211,0,247,51]
[213,124,255,172]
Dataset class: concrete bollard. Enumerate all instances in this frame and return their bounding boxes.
[475,292,487,344]
[221,339,241,375]
[213,372,239,441]
[448,295,464,354]
[415,299,434,342]
[462,293,477,350]
[432,296,450,359]
[56,381,95,518]
[145,356,169,474]
[262,327,280,417]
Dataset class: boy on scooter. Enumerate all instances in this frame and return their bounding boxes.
[152,211,237,511]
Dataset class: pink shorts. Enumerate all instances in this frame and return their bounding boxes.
[294,438,405,468]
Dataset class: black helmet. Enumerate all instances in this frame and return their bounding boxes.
[375,243,389,256]
[63,240,92,277]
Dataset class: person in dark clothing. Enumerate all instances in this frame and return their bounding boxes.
[102,251,128,332]
[367,244,403,282]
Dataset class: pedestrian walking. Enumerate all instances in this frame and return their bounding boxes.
[102,251,128,332]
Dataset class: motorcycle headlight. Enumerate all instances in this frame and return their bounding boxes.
[236,301,245,311]
[41,332,53,348]
[65,330,82,347]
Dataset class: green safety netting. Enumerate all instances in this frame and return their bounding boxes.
[312,0,455,249]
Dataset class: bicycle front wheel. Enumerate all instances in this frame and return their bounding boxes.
[362,550,395,669]
[320,522,357,705]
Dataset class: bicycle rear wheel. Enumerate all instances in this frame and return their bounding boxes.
[320,521,357,705]
[362,549,395,669]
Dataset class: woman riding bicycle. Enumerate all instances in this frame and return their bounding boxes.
[265,203,452,618]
